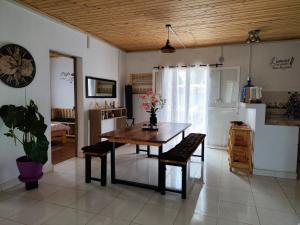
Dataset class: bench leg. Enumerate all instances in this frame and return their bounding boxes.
[201,139,205,162]
[136,145,140,154]
[182,165,187,199]
[100,155,107,186]
[160,163,166,195]
[85,155,91,183]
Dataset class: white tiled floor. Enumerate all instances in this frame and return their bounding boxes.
[1,144,300,225]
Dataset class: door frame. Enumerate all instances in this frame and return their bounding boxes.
[49,50,79,162]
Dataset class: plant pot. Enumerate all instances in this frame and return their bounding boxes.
[16,156,43,190]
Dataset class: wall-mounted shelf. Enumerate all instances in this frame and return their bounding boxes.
[129,73,153,94]
[89,108,127,145]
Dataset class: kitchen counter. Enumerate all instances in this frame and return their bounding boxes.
[266,116,300,126]
[239,103,299,179]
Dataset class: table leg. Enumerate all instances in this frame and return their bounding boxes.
[111,142,116,183]
[147,145,150,157]
[182,131,185,140]
[158,145,163,191]
[201,139,205,162]
[136,145,140,154]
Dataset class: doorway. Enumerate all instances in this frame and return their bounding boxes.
[49,51,78,164]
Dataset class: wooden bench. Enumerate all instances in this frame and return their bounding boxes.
[159,133,206,199]
[82,141,124,186]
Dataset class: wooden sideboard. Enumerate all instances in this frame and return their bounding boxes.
[89,108,127,145]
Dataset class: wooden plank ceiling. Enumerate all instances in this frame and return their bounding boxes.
[18,0,300,52]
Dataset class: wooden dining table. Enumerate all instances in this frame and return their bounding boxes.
[101,122,191,191]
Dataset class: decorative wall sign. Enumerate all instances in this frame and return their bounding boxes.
[270,56,294,69]
[0,44,36,88]
[60,72,74,84]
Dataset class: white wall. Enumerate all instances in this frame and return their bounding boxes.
[126,40,300,123]
[50,57,75,109]
[0,1,125,189]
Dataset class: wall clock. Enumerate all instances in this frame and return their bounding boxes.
[0,44,36,88]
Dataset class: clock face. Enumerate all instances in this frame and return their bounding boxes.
[0,44,36,88]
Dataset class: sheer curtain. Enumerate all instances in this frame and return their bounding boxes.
[158,66,208,134]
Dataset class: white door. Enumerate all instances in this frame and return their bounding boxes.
[207,67,240,148]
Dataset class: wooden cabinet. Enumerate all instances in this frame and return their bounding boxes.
[227,124,253,175]
[89,108,127,145]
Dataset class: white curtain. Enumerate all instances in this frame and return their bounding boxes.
[158,66,208,134]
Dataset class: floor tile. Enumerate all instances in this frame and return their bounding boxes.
[6,183,63,201]
[174,211,217,225]
[253,193,294,213]
[219,189,254,206]
[251,181,285,197]
[42,208,95,225]
[86,215,131,225]
[0,218,23,225]
[148,192,184,210]
[193,185,220,202]
[41,172,85,188]
[219,179,251,192]
[218,201,259,225]
[99,198,144,221]
[45,187,86,206]
[0,195,38,218]
[257,207,300,225]
[280,185,300,199]
[70,191,116,214]
[134,203,179,225]
[0,191,13,201]
[10,201,64,225]
[216,218,253,225]
[288,197,300,214]
[118,186,154,203]
[181,197,219,218]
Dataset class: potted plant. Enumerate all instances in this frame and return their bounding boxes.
[139,91,165,128]
[0,100,49,190]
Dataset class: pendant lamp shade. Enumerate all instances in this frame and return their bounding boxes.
[161,24,176,53]
[246,30,261,43]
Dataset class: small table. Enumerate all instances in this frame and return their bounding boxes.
[101,122,191,191]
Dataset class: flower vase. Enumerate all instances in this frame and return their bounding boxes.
[149,112,157,126]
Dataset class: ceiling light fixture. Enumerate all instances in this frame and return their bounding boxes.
[246,30,261,43]
[161,24,176,53]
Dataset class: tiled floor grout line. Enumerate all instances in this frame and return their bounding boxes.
[249,176,262,225]
[128,191,153,225]
[275,177,299,216]
[0,216,27,225]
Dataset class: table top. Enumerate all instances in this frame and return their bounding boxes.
[101,122,191,146]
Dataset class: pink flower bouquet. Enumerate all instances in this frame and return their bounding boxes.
[139,91,165,114]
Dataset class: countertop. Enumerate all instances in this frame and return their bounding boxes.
[265,116,300,126]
